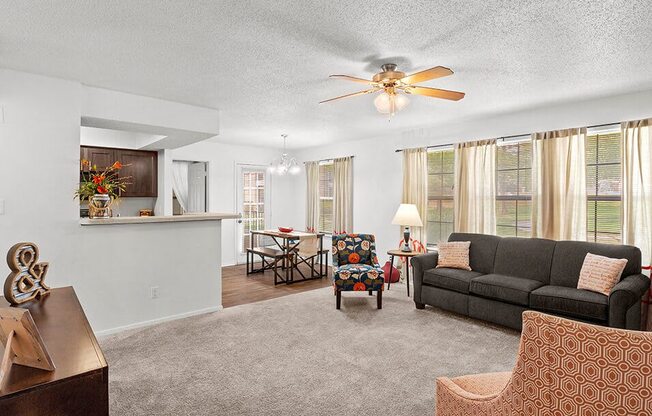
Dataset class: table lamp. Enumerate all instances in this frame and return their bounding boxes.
[391,204,423,252]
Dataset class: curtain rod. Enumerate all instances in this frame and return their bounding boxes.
[303,155,355,164]
[394,121,621,153]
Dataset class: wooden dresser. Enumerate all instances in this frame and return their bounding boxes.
[0,287,109,415]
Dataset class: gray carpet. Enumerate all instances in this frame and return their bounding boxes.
[101,285,520,415]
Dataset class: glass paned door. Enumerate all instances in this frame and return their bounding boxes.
[236,165,271,263]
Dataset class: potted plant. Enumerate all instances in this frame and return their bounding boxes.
[75,160,130,218]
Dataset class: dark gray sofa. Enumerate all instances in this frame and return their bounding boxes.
[411,233,651,330]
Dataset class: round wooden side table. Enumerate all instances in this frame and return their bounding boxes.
[386,249,420,297]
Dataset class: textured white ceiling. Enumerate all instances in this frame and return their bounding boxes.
[2,1,652,149]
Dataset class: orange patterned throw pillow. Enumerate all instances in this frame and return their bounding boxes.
[577,253,627,296]
[436,241,472,271]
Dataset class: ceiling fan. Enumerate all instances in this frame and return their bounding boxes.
[320,63,465,116]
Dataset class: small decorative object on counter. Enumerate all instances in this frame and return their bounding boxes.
[3,242,51,305]
[278,226,294,233]
[89,194,112,218]
[139,209,154,217]
[75,160,129,219]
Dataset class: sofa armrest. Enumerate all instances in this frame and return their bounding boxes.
[410,252,439,304]
[608,274,650,329]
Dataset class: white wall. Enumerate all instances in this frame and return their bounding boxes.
[0,68,285,334]
[82,86,219,136]
[109,197,156,217]
[81,86,220,149]
[289,140,403,266]
[169,141,295,266]
[285,88,652,264]
[78,220,222,335]
[80,126,164,149]
[0,69,81,291]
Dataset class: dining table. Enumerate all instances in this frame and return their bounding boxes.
[249,229,328,284]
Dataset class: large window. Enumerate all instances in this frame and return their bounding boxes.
[427,149,455,244]
[586,131,622,244]
[318,162,334,233]
[421,128,624,245]
[496,140,532,237]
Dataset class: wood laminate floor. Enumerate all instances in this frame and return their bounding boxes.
[222,262,333,308]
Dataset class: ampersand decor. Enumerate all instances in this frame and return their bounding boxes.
[3,242,51,306]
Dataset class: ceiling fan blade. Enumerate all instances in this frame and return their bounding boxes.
[319,88,378,104]
[403,86,465,101]
[400,66,453,85]
[329,74,376,85]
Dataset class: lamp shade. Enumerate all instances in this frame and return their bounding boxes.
[391,203,423,227]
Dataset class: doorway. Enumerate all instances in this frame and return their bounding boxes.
[172,161,208,214]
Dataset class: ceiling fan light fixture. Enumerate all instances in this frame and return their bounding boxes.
[321,64,464,116]
[373,92,409,115]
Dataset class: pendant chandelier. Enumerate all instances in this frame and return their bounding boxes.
[269,134,300,175]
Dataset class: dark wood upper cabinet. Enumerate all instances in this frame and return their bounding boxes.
[80,147,115,172]
[116,149,158,197]
[80,146,158,197]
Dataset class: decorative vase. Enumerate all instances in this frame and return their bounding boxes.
[89,194,112,219]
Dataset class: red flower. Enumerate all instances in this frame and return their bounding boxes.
[112,161,123,170]
[353,282,366,291]
[96,185,108,194]
[348,253,360,264]
[92,174,105,184]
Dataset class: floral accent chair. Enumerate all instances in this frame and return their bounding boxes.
[436,311,652,415]
[332,233,384,309]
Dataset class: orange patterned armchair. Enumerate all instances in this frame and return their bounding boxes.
[436,311,652,415]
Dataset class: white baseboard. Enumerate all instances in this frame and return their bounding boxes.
[95,305,224,337]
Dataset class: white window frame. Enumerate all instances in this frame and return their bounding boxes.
[318,160,334,234]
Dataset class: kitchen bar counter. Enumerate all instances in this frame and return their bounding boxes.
[75,212,238,334]
[80,212,240,226]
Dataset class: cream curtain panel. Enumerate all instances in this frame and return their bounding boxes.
[622,119,652,267]
[305,161,320,232]
[171,161,190,212]
[401,148,428,245]
[531,128,587,240]
[454,140,497,234]
[333,156,353,234]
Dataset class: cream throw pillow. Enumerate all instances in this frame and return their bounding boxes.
[437,241,472,271]
[577,253,627,296]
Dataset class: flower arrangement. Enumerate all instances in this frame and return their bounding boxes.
[75,160,129,201]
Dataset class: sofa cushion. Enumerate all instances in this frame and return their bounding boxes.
[577,253,628,296]
[423,268,485,294]
[493,237,556,283]
[550,241,641,288]
[437,241,471,270]
[448,233,501,274]
[530,285,608,322]
[333,263,384,292]
[470,274,545,306]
